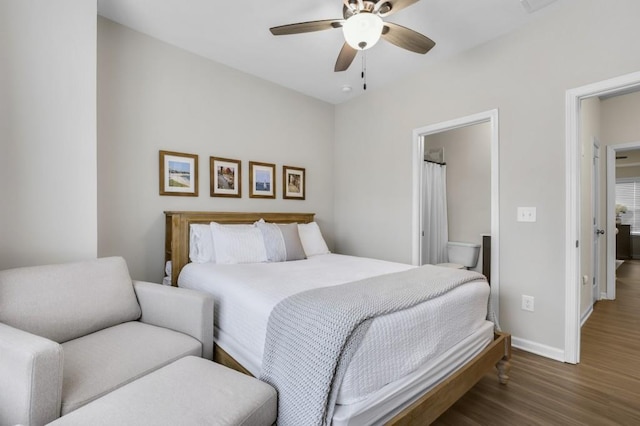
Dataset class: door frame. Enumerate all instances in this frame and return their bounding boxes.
[565,71,640,364]
[592,139,601,306]
[412,109,500,320]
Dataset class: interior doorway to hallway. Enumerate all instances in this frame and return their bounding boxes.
[566,71,640,364]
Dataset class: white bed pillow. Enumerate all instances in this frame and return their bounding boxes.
[255,220,286,262]
[256,220,306,262]
[298,222,330,257]
[210,222,268,264]
[278,223,307,261]
[189,224,216,263]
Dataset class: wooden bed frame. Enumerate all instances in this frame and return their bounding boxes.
[164,210,511,425]
[164,211,316,286]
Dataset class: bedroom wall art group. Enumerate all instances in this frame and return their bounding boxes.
[159,150,305,200]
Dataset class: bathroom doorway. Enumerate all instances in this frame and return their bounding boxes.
[422,122,491,274]
[412,109,500,319]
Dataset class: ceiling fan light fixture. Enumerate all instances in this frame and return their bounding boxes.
[342,12,383,50]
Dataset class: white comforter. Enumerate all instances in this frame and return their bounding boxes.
[178,254,490,404]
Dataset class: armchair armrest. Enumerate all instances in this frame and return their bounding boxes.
[0,323,63,426]
[133,281,214,360]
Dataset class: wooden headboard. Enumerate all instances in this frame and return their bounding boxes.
[164,211,315,286]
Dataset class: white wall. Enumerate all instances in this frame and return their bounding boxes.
[0,0,97,269]
[601,90,640,145]
[97,18,335,282]
[334,0,640,354]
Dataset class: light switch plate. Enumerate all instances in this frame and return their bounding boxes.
[517,207,537,222]
[521,295,535,311]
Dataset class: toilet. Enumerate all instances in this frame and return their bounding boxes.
[437,241,481,270]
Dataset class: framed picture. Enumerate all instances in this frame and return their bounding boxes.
[210,156,241,198]
[283,165,305,200]
[159,150,198,196]
[249,161,276,199]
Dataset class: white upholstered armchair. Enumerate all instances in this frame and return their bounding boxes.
[0,257,214,426]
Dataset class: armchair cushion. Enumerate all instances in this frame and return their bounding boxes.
[60,321,201,415]
[0,257,141,343]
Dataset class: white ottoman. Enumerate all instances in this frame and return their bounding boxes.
[48,356,277,426]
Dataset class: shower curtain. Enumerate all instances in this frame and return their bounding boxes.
[422,161,449,265]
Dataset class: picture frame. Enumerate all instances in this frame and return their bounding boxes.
[210,156,241,198]
[283,165,305,200]
[249,161,276,199]
[159,150,198,196]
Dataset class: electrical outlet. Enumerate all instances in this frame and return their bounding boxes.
[517,207,537,222]
[522,295,535,312]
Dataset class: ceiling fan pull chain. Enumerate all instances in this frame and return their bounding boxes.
[362,51,367,90]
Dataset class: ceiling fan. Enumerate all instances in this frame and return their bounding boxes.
[269,0,436,72]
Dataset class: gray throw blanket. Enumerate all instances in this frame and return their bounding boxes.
[259,265,487,426]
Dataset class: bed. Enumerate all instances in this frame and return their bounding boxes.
[164,211,511,425]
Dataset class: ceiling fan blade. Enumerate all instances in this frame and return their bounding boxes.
[375,0,421,17]
[335,42,358,72]
[381,22,435,54]
[270,19,343,36]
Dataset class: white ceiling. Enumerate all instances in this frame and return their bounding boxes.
[97,0,562,104]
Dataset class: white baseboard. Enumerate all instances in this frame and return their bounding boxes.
[511,336,565,362]
[580,305,593,326]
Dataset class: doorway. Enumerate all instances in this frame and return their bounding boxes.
[606,143,640,301]
[566,71,640,364]
[412,109,500,320]
[421,123,491,271]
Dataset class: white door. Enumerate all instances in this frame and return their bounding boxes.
[592,140,603,304]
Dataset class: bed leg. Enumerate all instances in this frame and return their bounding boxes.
[494,331,511,385]
[496,358,511,384]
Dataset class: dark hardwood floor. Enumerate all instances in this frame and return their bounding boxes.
[432,260,640,425]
